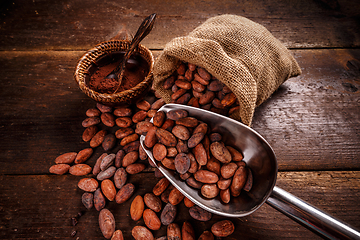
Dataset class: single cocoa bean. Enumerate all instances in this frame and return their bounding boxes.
[93,153,107,175]
[168,187,184,205]
[217,177,232,190]
[111,230,124,240]
[97,166,116,181]
[176,139,189,153]
[194,170,219,184]
[143,209,161,230]
[82,125,98,142]
[166,109,188,121]
[174,153,190,174]
[136,99,151,111]
[197,67,211,81]
[126,163,146,174]
[101,179,116,201]
[209,133,222,142]
[132,226,154,240]
[122,151,138,167]
[230,165,247,197]
[186,177,203,189]
[211,220,235,237]
[167,147,178,158]
[100,153,115,171]
[113,107,132,117]
[175,117,198,128]
[172,125,190,140]
[69,164,92,176]
[132,110,147,123]
[198,230,214,240]
[220,162,238,179]
[161,203,177,226]
[153,178,170,196]
[86,108,101,117]
[97,103,112,113]
[199,91,215,105]
[161,119,175,131]
[90,130,107,148]
[101,112,115,127]
[153,111,166,127]
[220,189,231,203]
[189,205,212,221]
[115,117,132,128]
[99,208,115,239]
[115,127,134,139]
[115,150,125,168]
[183,197,195,208]
[144,193,162,212]
[201,184,220,199]
[82,192,94,209]
[226,146,244,161]
[82,117,100,127]
[94,188,106,211]
[54,152,77,164]
[49,164,70,175]
[243,167,253,192]
[206,156,221,175]
[120,133,139,146]
[167,223,181,240]
[156,128,177,147]
[144,126,158,148]
[193,143,208,166]
[123,140,140,153]
[113,167,127,189]
[78,178,98,192]
[130,195,144,221]
[74,148,93,164]
[151,98,165,110]
[161,157,176,170]
[182,221,195,240]
[115,183,135,204]
[210,142,232,163]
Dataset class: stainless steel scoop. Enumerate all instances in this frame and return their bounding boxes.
[140,103,360,240]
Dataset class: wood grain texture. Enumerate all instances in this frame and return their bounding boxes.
[0,171,359,239]
[0,0,359,50]
[0,49,358,175]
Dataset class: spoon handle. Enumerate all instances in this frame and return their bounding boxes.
[267,186,360,240]
[113,13,156,92]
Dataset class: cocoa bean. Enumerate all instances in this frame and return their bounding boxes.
[54,152,77,164]
[183,197,195,208]
[167,223,181,240]
[201,184,219,198]
[78,178,98,192]
[199,91,215,105]
[143,209,161,230]
[230,165,247,197]
[130,195,144,221]
[220,189,231,204]
[156,128,177,147]
[99,208,115,239]
[166,147,178,158]
[126,163,146,174]
[176,139,189,153]
[139,145,148,160]
[136,99,151,111]
[175,117,198,128]
[193,143,208,166]
[161,119,175,131]
[207,79,223,92]
[192,80,206,92]
[166,109,188,121]
[174,153,190,174]
[197,67,211,81]
[94,188,106,211]
[161,157,176,170]
[69,164,92,176]
[86,108,101,117]
[97,103,112,113]
[111,230,124,240]
[82,192,94,209]
[115,117,132,128]
[90,130,107,148]
[123,140,140,153]
[176,93,191,105]
[172,125,190,140]
[210,142,232,163]
[226,146,244,161]
[144,126,158,148]
[220,162,238,179]
[153,111,166,127]
[101,112,115,127]
[101,179,116,201]
[120,133,139,146]
[194,170,218,184]
[206,156,221,175]
[168,187,184,205]
[82,117,100,127]
[49,164,70,175]
[198,231,214,240]
[115,183,135,204]
[177,63,186,75]
[82,125,98,142]
[217,177,232,190]
[115,150,125,168]
[194,73,209,85]
[151,98,165,110]
[188,132,205,149]
[182,221,195,240]
[122,151,139,167]
[97,166,116,181]
[189,205,212,221]
[211,220,235,237]
[161,203,177,226]
[153,143,167,161]
[153,178,170,196]
[100,153,115,171]
[93,153,107,175]
[163,75,176,89]
[132,226,154,240]
[132,110,147,123]
[185,177,203,189]
[187,153,198,173]
[113,167,127,189]
[144,193,162,212]
[74,148,93,164]
[113,107,132,117]
[243,167,253,192]
[136,121,154,135]
[221,93,237,107]
[115,127,134,139]
[209,133,222,142]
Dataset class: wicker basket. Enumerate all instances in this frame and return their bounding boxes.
[74,40,154,106]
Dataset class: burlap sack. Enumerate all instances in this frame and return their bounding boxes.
[153,14,301,126]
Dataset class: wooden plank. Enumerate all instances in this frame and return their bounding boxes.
[0,48,359,175]
[0,0,359,50]
[0,171,359,239]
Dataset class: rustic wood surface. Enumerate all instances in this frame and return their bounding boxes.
[0,0,359,239]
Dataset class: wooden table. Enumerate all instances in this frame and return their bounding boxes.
[1,0,359,239]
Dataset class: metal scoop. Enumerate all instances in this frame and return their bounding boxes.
[140,103,360,240]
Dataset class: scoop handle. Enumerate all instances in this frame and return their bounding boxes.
[266,186,360,240]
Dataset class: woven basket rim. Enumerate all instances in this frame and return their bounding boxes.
[74,40,154,104]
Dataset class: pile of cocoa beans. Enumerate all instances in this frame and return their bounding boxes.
[143,108,252,204]
[163,61,240,118]
[49,98,236,239]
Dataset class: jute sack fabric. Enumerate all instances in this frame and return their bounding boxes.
[153,14,301,126]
